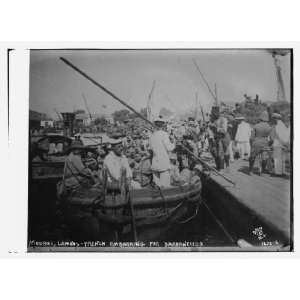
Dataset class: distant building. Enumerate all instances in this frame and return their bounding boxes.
[40,120,54,128]
[75,113,92,127]
[105,116,114,124]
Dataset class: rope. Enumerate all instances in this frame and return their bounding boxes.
[176,201,200,224]
[151,181,169,215]
[202,200,236,243]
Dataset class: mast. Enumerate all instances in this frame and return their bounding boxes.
[82,93,93,122]
[272,53,287,102]
[214,83,218,106]
[193,59,218,106]
[147,80,156,121]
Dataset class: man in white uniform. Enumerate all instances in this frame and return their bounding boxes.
[235,116,252,159]
[271,113,289,176]
[149,117,175,187]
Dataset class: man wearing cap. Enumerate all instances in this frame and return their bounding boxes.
[235,116,252,160]
[249,111,272,175]
[149,117,175,187]
[103,138,136,186]
[270,113,289,176]
[63,140,94,191]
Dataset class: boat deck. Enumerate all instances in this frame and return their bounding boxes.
[207,159,292,241]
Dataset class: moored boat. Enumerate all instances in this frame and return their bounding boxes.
[61,182,202,241]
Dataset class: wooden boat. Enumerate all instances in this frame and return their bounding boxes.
[62,182,202,241]
[32,160,65,180]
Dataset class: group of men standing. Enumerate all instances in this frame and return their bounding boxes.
[208,108,290,176]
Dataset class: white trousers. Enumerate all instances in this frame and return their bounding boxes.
[237,141,250,159]
[153,170,171,188]
[273,147,285,175]
[228,141,234,161]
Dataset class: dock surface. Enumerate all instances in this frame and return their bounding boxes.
[208,159,291,241]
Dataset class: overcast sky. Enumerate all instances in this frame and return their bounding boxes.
[29,49,291,119]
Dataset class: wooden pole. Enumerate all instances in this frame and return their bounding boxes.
[192,59,217,104]
[214,83,218,106]
[200,105,205,123]
[82,93,93,122]
[195,92,198,120]
[147,80,156,121]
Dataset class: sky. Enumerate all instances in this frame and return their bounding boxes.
[29,49,291,119]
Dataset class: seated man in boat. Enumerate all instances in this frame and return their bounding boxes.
[103,138,141,189]
[149,117,175,188]
[63,140,95,192]
[131,150,153,187]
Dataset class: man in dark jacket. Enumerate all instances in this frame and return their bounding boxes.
[249,111,272,175]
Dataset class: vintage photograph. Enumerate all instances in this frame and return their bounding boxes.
[28,49,292,251]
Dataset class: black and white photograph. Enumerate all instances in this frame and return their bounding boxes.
[27,48,293,252]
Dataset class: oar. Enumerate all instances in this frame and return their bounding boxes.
[128,187,138,241]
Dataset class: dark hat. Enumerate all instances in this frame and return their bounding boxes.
[110,138,123,146]
[154,116,167,124]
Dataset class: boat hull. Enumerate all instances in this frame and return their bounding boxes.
[64,183,202,241]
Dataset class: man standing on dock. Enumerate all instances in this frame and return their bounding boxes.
[235,116,252,160]
[249,111,272,175]
[210,111,231,171]
[149,117,175,187]
[270,113,289,176]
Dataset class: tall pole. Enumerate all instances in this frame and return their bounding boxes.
[273,54,287,102]
[200,104,205,123]
[54,108,62,121]
[192,59,217,104]
[195,92,199,120]
[147,80,156,121]
[82,93,93,122]
[214,83,218,106]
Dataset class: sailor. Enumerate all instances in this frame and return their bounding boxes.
[234,116,252,160]
[249,111,272,175]
[103,138,140,188]
[149,117,175,187]
[270,113,289,176]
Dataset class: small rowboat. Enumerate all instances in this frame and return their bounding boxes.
[62,182,202,241]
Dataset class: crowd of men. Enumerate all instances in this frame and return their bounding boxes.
[58,105,290,196]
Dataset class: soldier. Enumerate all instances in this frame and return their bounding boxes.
[235,116,252,160]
